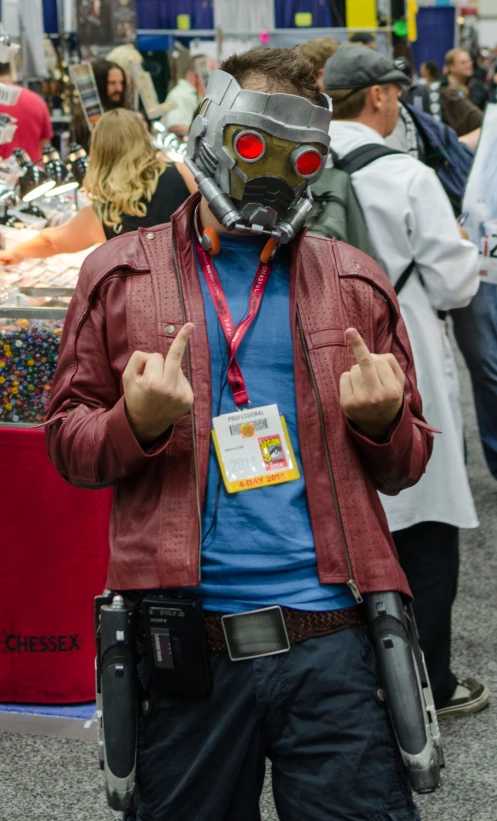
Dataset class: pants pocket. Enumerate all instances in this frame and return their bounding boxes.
[360,629,380,684]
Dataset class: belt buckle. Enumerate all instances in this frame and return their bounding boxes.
[221,605,290,662]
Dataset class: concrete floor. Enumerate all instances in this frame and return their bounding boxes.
[0,349,496,821]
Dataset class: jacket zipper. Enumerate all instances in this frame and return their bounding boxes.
[171,218,203,581]
[372,285,388,303]
[297,311,363,604]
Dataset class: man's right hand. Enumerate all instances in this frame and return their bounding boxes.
[123,323,195,445]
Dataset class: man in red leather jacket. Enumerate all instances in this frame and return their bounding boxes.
[46,48,432,821]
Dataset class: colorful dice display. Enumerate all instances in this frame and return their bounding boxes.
[0,319,64,424]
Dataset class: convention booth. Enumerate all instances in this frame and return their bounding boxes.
[0,426,112,703]
[0,229,112,703]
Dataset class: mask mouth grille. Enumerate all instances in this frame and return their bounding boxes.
[240,177,296,210]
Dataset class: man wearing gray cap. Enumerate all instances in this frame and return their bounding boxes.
[321,45,488,720]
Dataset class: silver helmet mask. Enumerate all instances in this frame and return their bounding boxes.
[185,69,332,244]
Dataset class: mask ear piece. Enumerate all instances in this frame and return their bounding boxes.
[201,227,221,255]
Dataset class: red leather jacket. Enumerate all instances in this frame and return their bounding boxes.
[46,195,433,599]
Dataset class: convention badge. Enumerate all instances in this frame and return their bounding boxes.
[479,220,497,285]
[212,404,300,493]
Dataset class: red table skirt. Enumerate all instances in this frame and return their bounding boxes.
[0,428,112,703]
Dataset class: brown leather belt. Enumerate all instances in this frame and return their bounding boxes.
[203,604,365,654]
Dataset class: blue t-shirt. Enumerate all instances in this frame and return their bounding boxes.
[189,232,355,614]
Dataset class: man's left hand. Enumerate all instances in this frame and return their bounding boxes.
[339,328,405,441]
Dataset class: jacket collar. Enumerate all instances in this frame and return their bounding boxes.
[170,191,201,249]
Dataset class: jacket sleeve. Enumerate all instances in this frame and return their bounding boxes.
[346,289,435,496]
[45,262,172,489]
[407,165,480,311]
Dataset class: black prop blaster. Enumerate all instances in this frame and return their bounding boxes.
[95,593,137,811]
[365,591,444,794]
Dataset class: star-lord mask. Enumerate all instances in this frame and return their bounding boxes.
[185,70,332,244]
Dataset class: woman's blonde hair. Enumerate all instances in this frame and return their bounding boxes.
[84,109,166,233]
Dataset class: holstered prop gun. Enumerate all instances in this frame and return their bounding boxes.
[365,591,444,794]
[95,593,137,811]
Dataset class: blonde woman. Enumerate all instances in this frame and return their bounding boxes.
[0,109,196,265]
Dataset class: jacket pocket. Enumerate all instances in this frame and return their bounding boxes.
[308,327,346,349]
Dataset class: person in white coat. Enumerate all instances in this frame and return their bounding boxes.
[323,45,489,718]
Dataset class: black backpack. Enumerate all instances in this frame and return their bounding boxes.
[404,102,474,217]
[308,145,415,295]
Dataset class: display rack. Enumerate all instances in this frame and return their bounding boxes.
[136,26,394,56]
[137,26,392,36]
[0,306,67,319]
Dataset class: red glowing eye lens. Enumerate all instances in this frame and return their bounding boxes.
[295,150,322,176]
[235,133,265,160]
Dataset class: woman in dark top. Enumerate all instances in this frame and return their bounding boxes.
[100,156,192,240]
[0,109,195,265]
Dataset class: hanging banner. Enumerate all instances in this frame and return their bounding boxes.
[213,0,275,32]
[69,63,104,130]
[462,104,497,284]
[76,0,136,46]
[407,0,418,42]
[346,0,377,30]
[20,0,48,76]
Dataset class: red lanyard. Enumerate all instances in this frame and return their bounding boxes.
[194,235,272,407]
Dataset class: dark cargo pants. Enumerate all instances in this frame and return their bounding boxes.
[128,625,421,821]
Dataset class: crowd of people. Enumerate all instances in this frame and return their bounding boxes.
[0,29,495,821]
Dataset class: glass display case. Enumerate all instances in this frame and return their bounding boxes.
[0,247,90,426]
[0,305,67,425]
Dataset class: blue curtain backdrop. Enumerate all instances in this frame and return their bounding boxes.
[39,0,454,65]
[136,0,214,29]
[42,0,58,34]
[40,1,216,34]
[274,0,333,27]
[412,6,455,72]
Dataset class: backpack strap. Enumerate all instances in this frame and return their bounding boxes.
[334,144,404,176]
[427,81,443,122]
[332,146,416,295]
[394,260,416,295]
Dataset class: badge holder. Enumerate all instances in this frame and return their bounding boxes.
[211,403,300,493]
[195,211,300,494]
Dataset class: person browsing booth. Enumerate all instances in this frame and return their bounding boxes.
[163,54,216,137]
[70,59,129,153]
[0,61,52,162]
[46,48,434,821]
